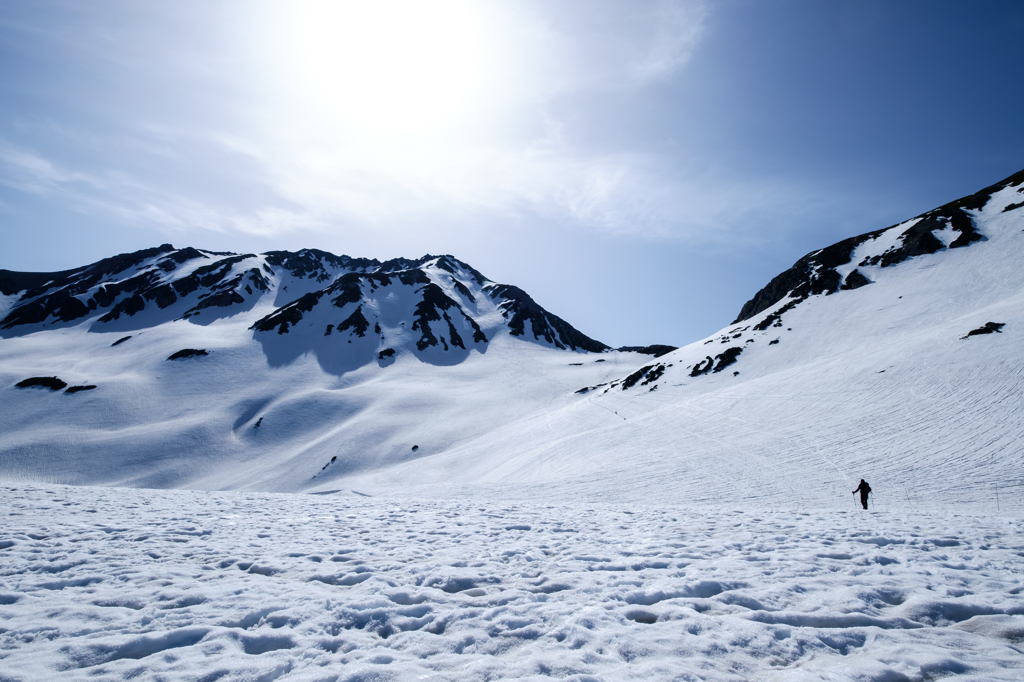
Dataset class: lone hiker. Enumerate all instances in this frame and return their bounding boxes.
[853,479,872,510]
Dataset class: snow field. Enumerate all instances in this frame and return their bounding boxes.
[2,483,1023,681]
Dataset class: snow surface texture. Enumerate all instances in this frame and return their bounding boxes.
[2,483,1023,682]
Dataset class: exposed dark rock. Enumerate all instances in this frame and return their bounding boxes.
[16,376,67,390]
[1,245,185,329]
[250,291,326,333]
[752,297,804,332]
[733,233,878,325]
[452,279,476,303]
[876,216,947,266]
[378,348,395,359]
[712,347,744,373]
[487,283,606,353]
[1,286,92,328]
[769,338,780,345]
[840,269,871,290]
[329,273,368,308]
[442,319,463,349]
[338,305,370,337]
[962,322,1005,339]
[248,270,270,291]
[166,246,208,264]
[167,348,209,360]
[111,336,132,346]
[324,325,333,336]
[575,382,608,394]
[192,289,245,311]
[264,249,375,282]
[179,266,269,320]
[1003,201,1024,213]
[169,255,254,304]
[412,445,419,451]
[144,284,178,309]
[172,275,199,297]
[622,364,666,390]
[690,348,743,377]
[65,385,97,394]
[412,282,483,350]
[617,345,677,357]
[0,268,75,297]
[690,356,714,377]
[97,293,146,322]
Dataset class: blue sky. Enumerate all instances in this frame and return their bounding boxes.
[1,0,1022,347]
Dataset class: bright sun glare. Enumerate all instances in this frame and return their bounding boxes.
[285,0,490,136]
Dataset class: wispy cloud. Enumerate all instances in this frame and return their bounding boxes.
[632,0,707,82]
[0,139,315,237]
[0,0,774,249]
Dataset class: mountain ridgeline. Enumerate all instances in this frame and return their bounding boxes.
[0,248,609,361]
[572,165,1024,398]
[733,167,1024,325]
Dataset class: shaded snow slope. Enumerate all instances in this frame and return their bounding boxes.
[2,483,1022,681]
[0,249,632,491]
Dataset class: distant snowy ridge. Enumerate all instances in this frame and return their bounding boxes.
[0,248,607,356]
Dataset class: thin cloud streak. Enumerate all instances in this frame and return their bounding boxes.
[0,0,820,251]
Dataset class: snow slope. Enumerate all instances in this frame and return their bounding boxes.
[0,249,647,491]
[0,169,1022,510]
[341,169,1024,510]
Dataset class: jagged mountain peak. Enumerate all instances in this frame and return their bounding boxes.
[0,245,608,362]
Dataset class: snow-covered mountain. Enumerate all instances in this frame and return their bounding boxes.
[0,247,652,491]
[0,248,607,356]
[340,167,1024,509]
[1,167,1022,508]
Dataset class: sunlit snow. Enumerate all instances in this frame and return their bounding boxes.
[2,484,1023,681]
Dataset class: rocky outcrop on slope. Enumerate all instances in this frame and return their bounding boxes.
[0,246,371,333]
[733,167,1024,325]
[592,166,1024,396]
[616,345,678,358]
[485,284,608,353]
[248,255,600,361]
